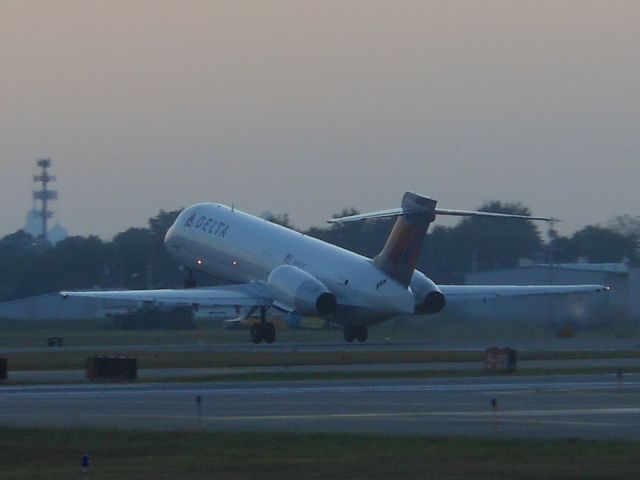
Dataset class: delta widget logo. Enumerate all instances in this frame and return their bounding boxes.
[184,212,197,228]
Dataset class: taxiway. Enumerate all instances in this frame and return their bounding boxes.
[2,374,639,439]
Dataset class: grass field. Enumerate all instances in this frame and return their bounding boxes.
[1,427,639,480]
[5,348,640,373]
[1,315,636,348]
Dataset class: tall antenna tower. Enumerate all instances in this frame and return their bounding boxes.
[32,158,57,243]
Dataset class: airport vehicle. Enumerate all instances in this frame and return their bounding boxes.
[62,192,608,343]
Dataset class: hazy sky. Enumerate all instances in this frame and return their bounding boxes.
[2,1,639,239]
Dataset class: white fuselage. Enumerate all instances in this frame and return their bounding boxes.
[164,203,416,326]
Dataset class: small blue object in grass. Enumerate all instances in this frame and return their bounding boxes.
[82,453,91,473]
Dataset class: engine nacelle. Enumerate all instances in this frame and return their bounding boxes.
[410,270,446,314]
[267,265,337,316]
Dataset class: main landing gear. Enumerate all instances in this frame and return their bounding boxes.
[343,325,368,343]
[250,306,276,344]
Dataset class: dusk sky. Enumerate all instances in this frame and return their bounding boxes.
[2,1,639,239]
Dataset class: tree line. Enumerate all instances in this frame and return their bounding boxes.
[0,203,637,302]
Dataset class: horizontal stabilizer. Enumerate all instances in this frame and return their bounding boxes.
[434,208,555,221]
[328,207,556,223]
[327,208,404,223]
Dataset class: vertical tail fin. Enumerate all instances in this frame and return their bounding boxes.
[372,192,436,287]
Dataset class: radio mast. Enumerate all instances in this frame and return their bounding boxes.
[32,158,58,243]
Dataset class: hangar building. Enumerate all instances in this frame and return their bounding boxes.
[465,263,640,324]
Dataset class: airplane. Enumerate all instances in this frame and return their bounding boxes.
[61,192,609,344]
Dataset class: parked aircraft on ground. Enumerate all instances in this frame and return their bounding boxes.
[62,192,608,343]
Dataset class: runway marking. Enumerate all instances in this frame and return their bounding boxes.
[0,408,634,433]
[0,411,624,425]
[496,418,620,428]
[207,407,640,422]
[3,380,640,399]
[2,408,627,422]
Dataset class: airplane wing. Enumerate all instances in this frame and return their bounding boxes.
[440,284,609,301]
[60,283,273,308]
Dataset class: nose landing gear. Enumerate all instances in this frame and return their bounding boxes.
[184,268,196,289]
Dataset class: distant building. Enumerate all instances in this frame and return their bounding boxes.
[23,208,68,244]
[48,223,68,244]
[464,263,640,327]
[23,208,42,238]
[0,293,135,320]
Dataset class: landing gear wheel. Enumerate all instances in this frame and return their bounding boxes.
[264,322,276,344]
[343,327,355,343]
[250,324,263,344]
[356,327,368,343]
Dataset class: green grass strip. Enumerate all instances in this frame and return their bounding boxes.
[4,349,640,372]
[1,427,639,479]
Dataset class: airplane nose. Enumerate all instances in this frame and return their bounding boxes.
[164,223,175,245]
[164,221,182,255]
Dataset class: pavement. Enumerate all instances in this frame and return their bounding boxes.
[2,374,640,439]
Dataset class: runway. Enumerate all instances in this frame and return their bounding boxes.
[2,374,640,439]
